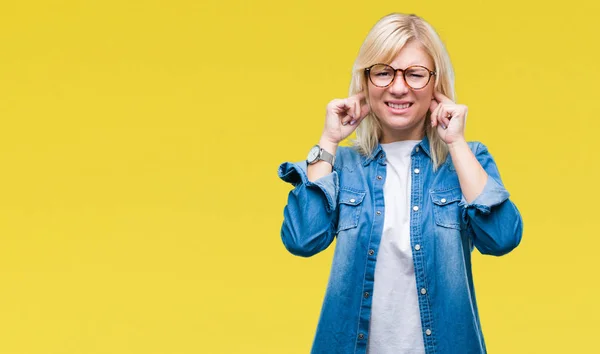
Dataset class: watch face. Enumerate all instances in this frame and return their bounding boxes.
[307,146,320,163]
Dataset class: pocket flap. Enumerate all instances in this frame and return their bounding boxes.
[430,187,462,206]
[339,188,365,206]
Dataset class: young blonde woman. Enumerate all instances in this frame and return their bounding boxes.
[278,13,523,354]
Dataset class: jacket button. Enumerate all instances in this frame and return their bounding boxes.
[364,292,369,298]
[349,198,356,203]
[414,168,420,174]
[413,206,419,211]
[358,333,364,340]
[377,175,382,180]
[368,249,375,256]
[441,198,447,203]
[414,244,421,251]
[421,288,427,295]
[425,329,432,336]
[376,211,381,215]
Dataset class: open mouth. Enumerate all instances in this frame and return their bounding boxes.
[386,102,413,109]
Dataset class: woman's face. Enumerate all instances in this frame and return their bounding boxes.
[367,40,436,143]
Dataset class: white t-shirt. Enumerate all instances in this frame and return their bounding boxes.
[367,140,425,354]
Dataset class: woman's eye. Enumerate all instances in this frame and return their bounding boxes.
[375,72,391,77]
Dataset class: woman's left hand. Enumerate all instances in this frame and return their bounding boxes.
[429,91,468,145]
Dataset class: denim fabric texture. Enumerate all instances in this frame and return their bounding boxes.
[278,136,523,354]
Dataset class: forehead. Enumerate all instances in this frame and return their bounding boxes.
[388,41,434,69]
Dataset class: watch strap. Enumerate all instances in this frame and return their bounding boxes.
[318,147,335,166]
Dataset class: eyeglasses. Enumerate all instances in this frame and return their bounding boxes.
[365,64,436,90]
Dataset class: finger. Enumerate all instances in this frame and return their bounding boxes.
[429,97,439,113]
[440,104,449,126]
[437,105,448,126]
[439,109,451,129]
[344,98,355,120]
[351,93,370,124]
[429,99,439,126]
[346,99,356,124]
[351,102,369,125]
[341,111,353,125]
[430,104,441,127]
[359,100,371,119]
[331,98,348,115]
[436,105,447,129]
[442,113,451,129]
[433,90,454,104]
[341,112,353,126]
[353,91,366,102]
[349,99,359,125]
[350,109,369,127]
[355,112,368,126]
[339,99,352,125]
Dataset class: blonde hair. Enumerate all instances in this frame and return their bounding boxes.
[349,13,455,170]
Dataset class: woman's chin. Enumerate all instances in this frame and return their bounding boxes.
[379,115,427,139]
[381,115,416,128]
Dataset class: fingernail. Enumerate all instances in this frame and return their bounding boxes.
[350,120,356,125]
[342,122,347,126]
[441,124,446,129]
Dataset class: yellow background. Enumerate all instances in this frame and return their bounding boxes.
[0,0,598,353]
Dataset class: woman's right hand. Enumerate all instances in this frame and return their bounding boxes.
[321,92,371,145]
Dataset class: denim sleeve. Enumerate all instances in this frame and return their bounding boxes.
[278,160,339,257]
[459,142,524,256]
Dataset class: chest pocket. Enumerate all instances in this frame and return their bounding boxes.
[337,188,366,232]
[430,187,464,230]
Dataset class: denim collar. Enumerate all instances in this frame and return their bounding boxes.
[361,135,432,166]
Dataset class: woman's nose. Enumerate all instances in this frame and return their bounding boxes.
[389,73,410,95]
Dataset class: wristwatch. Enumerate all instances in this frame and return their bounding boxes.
[307,145,335,166]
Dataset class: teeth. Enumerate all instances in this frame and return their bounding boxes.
[387,102,411,109]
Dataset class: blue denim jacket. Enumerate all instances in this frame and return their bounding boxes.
[277,136,523,354]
